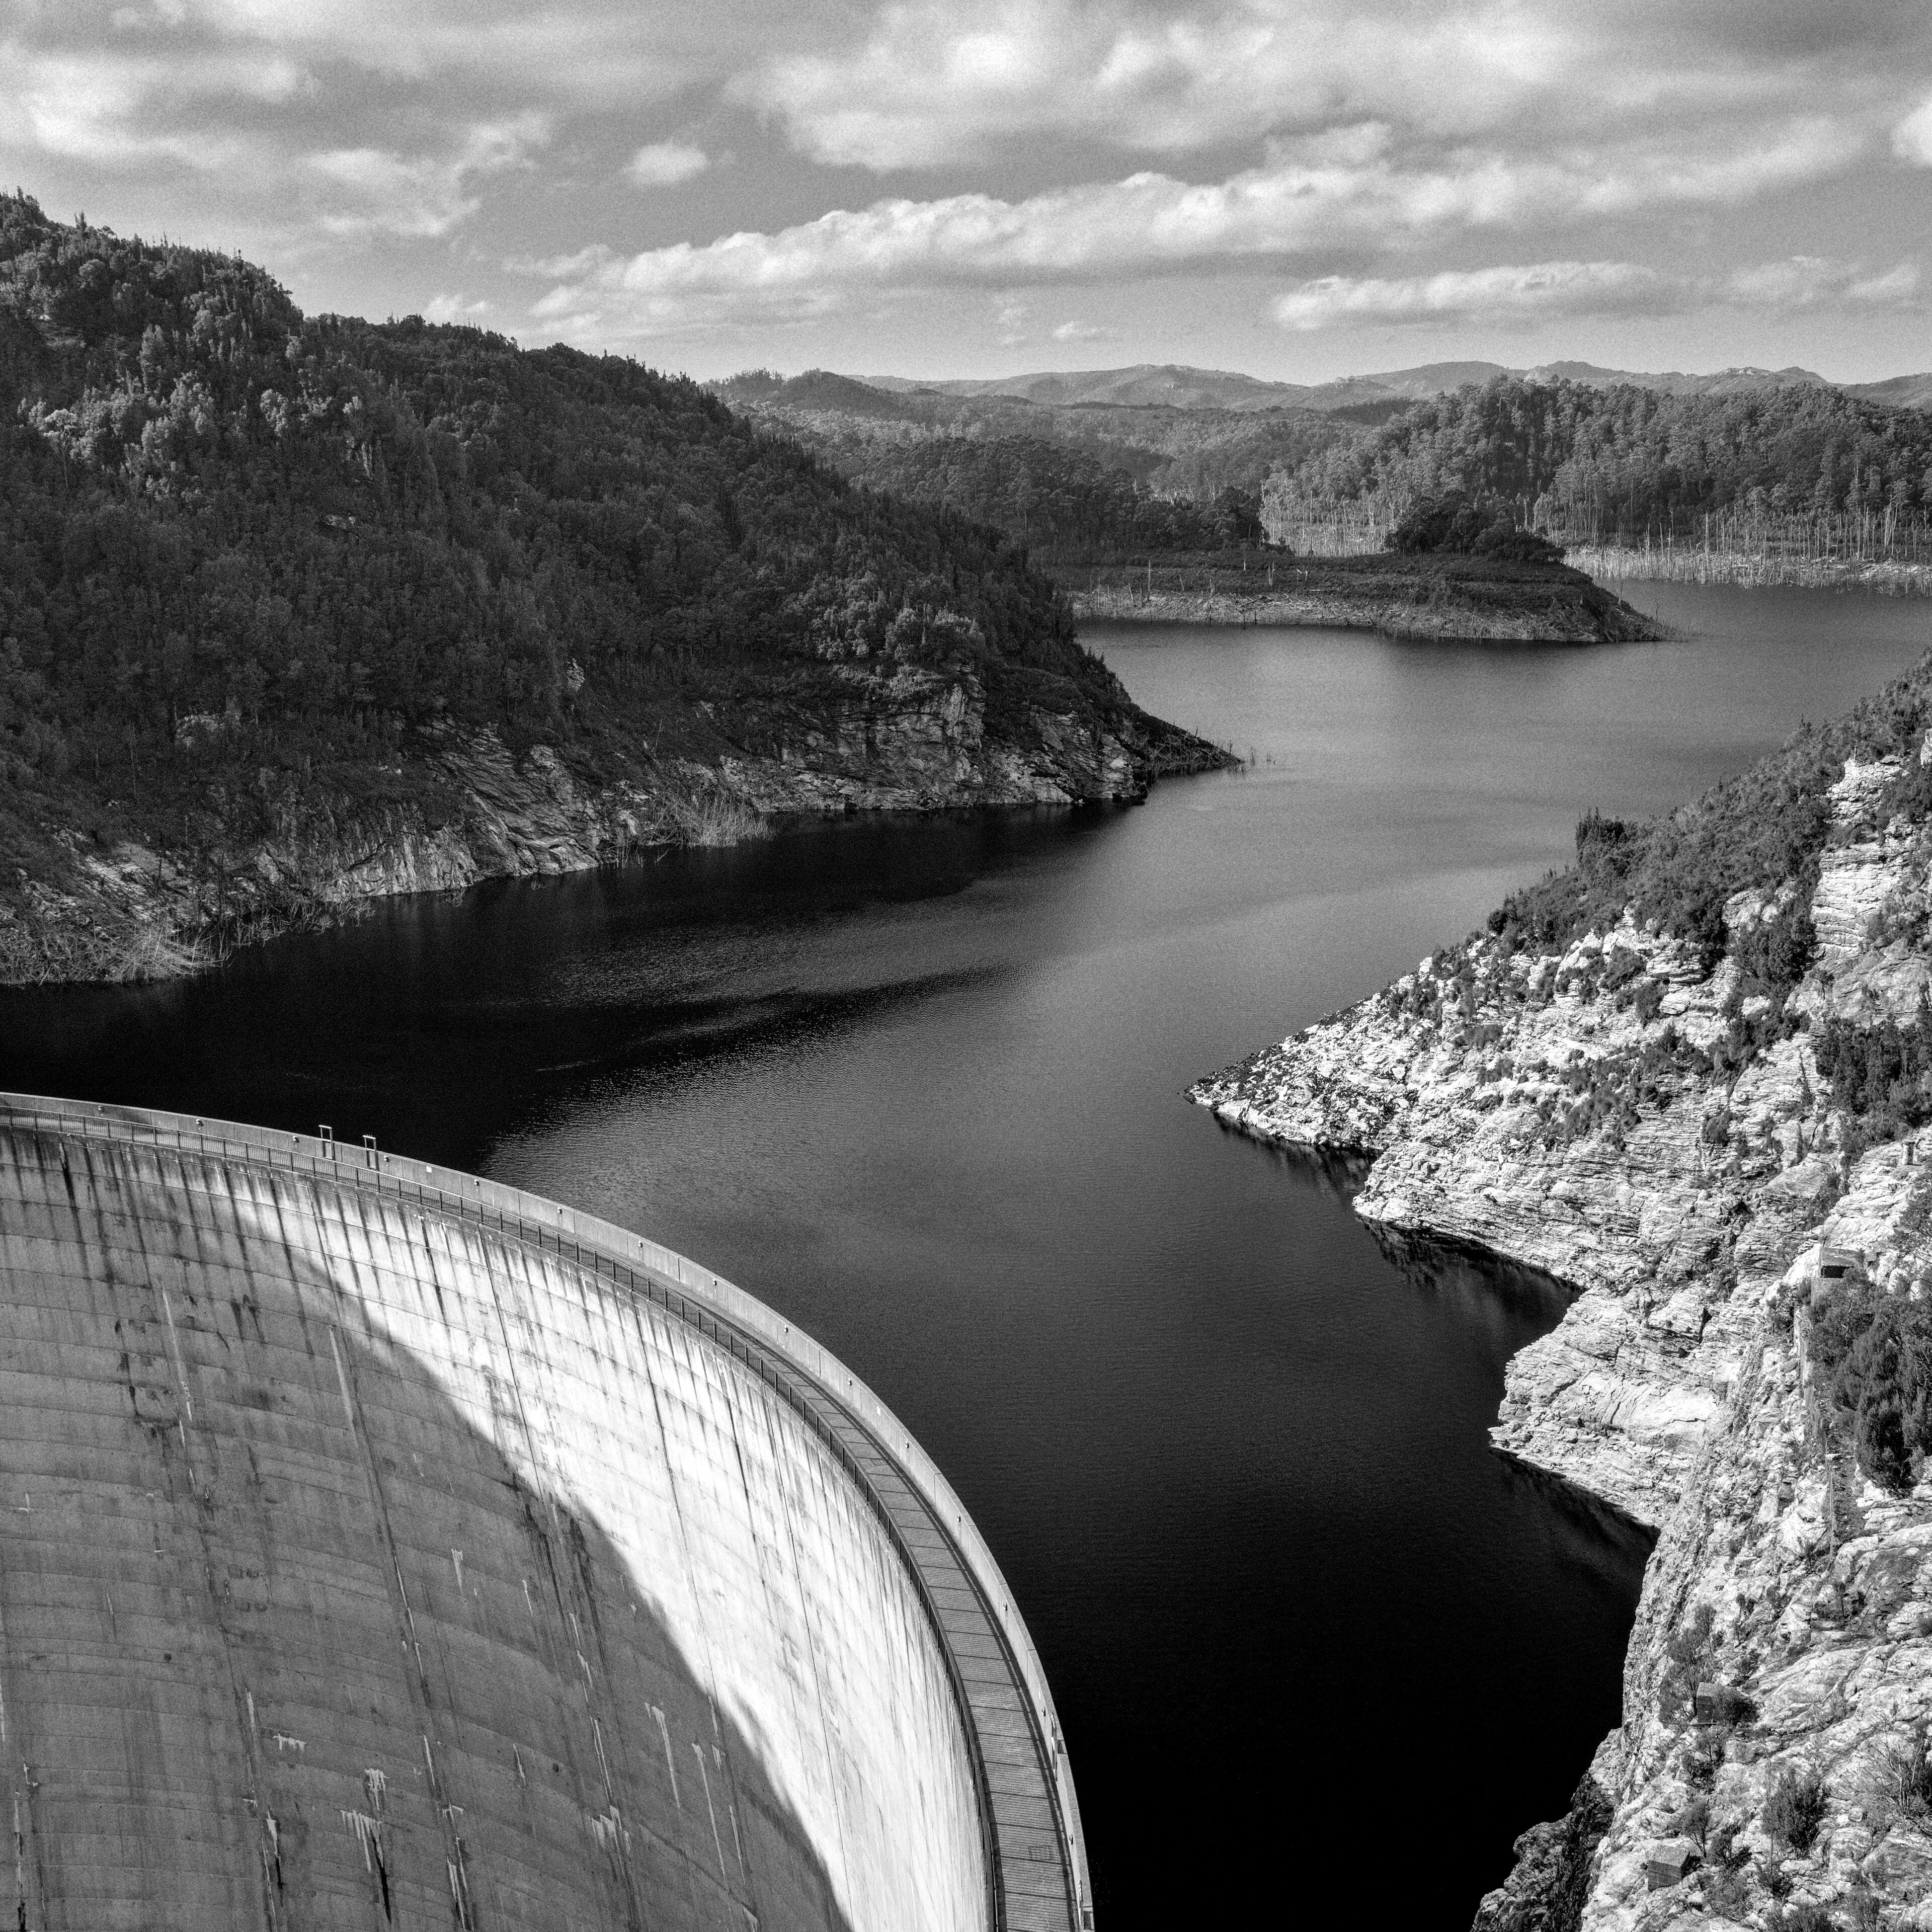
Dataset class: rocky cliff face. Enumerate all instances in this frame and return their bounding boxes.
[1195,734,1932,1929]
[1,661,1219,986]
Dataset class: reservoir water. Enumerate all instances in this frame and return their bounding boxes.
[3,583,1927,1924]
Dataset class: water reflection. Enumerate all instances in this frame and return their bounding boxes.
[1378,1225,1576,1328]
[1256,1137,1379,1206]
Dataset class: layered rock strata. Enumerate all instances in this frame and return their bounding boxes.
[1194,745,1932,1929]
[1,664,1219,986]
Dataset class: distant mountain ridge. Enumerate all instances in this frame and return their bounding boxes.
[1848,371,1932,410]
[706,357,1932,558]
[706,366,1347,507]
[859,359,1929,415]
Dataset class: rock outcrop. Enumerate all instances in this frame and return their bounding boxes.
[1473,1777,1615,1932]
[1062,557,1662,645]
[1194,710,1932,1928]
[1,662,1221,986]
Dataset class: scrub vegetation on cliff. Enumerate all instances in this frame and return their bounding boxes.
[1196,645,1932,1932]
[0,194,1219,981]
[1481,673,1932,977]
[1809,1280,1932,1494]
[1381,681,1932,1167]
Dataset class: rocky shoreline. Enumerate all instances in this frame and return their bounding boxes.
[1,663,1225,987]
[1062,558,1664,645]
[1193,734,1932,1929]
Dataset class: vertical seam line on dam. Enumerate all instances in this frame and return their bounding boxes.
[0,1094,1091,1932]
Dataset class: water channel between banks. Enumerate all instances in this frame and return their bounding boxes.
[1,582,1926,1926]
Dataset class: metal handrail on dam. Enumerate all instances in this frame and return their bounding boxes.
[0,1091,1093,1932]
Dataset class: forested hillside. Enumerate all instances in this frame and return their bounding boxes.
[712,371,1663,639]
[0,194,1215,981]
[715,365,1932,568]
[1,196,1112,781]
[818,435,1266,555]
[1262,376,1932,551]
[709,369,1331,550]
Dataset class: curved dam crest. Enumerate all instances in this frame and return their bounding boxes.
[0,1093,1088,1931]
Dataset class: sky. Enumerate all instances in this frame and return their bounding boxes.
[3,0,1929,385]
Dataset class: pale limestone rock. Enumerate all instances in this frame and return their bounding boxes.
[1867,1830,1932,1892]
[1194,753,1932,1932]
[1813,843,1900,973]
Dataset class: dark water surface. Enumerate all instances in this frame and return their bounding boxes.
[4,583,1927,1925]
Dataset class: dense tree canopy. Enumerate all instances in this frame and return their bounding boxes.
[1386,491,1566,562]
[0,194,1090,807]
[1264,375,1932,542]
[818,434,1267,557]
[710,369,1339,539]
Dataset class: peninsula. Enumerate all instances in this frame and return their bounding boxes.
[1195,664,1932,1928]
[710,371,1665,645]
[715,360,1932,616]
[1058,550,1660,644]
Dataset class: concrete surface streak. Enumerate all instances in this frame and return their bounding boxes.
[0,1094,1089,1932]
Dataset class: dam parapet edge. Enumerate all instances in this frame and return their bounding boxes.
[0,1089,1091,1932]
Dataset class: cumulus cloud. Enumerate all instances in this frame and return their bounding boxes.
[310,114,548,238]
[1275,254,1925,331]
[0,48,302,170]
[1053,319,1115,340]
[994,298,1030,343]
[1725,256,1922,310]
[1895,92,1932,166]
[517,123,1869,335]
[0,5,584,259]
[0,0,1926,360]
[626,141,710,187]
[421,291,494,321]
[72,0,791,102]
[736,0,1929,170]
[1844,262,1923,304]
[1276,260,1677,329]
[737,0,1573,167]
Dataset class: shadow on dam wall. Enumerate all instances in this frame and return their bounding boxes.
[0,1122,989,1931]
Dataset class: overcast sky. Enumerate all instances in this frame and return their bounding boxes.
[4,0,1929,383]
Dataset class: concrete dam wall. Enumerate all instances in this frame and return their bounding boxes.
[0,1094,1089,1932]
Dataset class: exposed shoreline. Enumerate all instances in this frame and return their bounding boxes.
[1069,582,1647,641]
[1191,742,1932,1929]
[1571,545,1932,598]
[0,673,1229,989]
[1061,556,1664,645]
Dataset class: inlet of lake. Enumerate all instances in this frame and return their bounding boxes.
[4,582,1928,1925]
